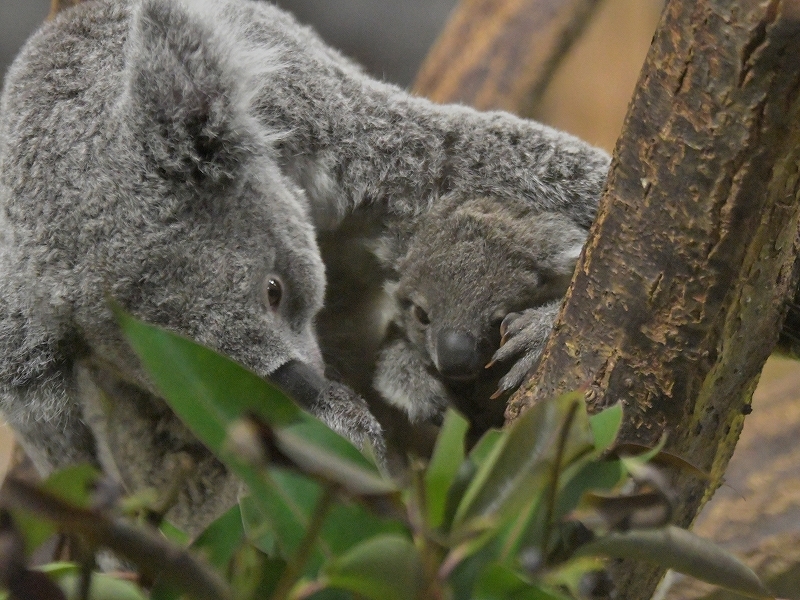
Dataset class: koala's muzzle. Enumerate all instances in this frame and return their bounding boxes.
[436,329,482,381]
[269,359,327,410]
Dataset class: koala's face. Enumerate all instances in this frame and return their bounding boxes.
[85,156,328,392]
[62,5,331,385]
[394,198,586,384]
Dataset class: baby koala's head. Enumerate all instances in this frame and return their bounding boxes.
[393,196,586,401]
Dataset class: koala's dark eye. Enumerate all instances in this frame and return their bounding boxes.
[412,303,430,325]
[265,277,283,311]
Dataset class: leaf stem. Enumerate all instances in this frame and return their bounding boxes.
[540,400,580,557]
[271,483,337,600]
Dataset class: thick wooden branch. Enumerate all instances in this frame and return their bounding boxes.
[413,0,602,115]
[507,1,800,597]
[48,0,83,20]
[664,359,800,599]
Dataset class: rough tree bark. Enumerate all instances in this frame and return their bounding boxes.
[664,359,800,599]
[48,0,82,20]
[504,1,800,598]
[413,0,603,115]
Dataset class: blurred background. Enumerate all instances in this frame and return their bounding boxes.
[3,3,800,596]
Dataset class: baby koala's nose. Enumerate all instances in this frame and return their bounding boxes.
[436,329,481,381]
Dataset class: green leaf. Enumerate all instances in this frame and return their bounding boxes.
[253,470,330,568]
[241,469,405,573]
[440,459,478,534]
[12,464,99,556]
[159,520,190,546]
[239,495,277,555]
[557,459,626,519]
[322,500,408,557]
[226,543,285,600]
[469,429,504,464]
[452,392,593,533]
[192,504,246,570]
[617,435,666,471]
[497,459,623,564]
[613,443,710,480]
[588,403,623,452]
[575,525,771,598]
[116,306,385,488]
[323,535,424,600]
[425,409,469,528]
[473,563,570,600]
[114,305,301,442]
[51,565,147,600]
[276,421,395,495]
[115,308,393,561]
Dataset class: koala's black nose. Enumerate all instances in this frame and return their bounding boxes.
[436,329,481,381]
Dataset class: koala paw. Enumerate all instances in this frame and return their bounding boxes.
[489,301,561,397]
[316,380,387,465]
[373,337,453,426]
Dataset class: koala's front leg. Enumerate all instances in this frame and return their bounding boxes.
[489,300,562,397]
[373,337,453,426]
[270,360,386,462]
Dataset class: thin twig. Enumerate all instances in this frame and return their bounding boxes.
[271,483,337,600]
[0,477,233,600]
[539,399,579,556]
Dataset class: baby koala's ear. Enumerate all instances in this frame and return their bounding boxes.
[124,0,258,188]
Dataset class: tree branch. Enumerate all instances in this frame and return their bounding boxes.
[48,0,83,20]
[508,1,800,597]
[413,0,603,115]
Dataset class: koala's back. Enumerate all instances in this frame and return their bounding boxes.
[2,2,129,231]
[0,1,130,403]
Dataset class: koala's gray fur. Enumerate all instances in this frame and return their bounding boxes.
[372,197,587,439]
[0,0,609,532]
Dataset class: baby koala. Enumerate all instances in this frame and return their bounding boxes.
[374,196,588,438]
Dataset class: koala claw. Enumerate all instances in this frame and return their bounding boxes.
[316,380,387,465]
[489,301,562,395]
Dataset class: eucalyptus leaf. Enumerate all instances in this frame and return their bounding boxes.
[115,307,389,563]
[556,459,626,520]
[575,525,771,598]
[276,422,394,495]
[56,573,148,600]
[239,495,277,555]
[11,464,99,556]
[114,303,300,438]
[323,535,424,600]
[192,504,246,570]
[587,403,623,452]
[322,499,408,557]
[469,429,504,464]
[496,458,623,563]
[440,459,478,534]
[473,563,570,600]
[425,409,469,529]
[612,444,710,480]
[254,470,330,569]
[35,564,148,600]
[452,392,592,532]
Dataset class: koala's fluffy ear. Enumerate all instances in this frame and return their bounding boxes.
[125,0,262,187]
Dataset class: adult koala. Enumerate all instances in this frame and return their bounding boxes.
[0,0,609,531]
